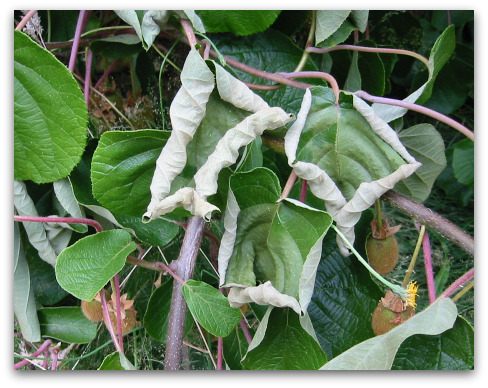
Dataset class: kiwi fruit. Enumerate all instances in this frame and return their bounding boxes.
[371,291,415,335]
[365,234,399,275]
[81,299,104,322]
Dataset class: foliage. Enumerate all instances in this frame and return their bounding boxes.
[13,10,473,370]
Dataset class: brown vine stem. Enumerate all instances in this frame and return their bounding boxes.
[164,216,206,370]
[277,71,340,104]
[381,191,474,257]
[355,90,474,141]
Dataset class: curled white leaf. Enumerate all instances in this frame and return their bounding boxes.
[215,64,270,112]
[218,189,240,286]
[227,281,302,315]
[144,49,214,221]
[144,187,219,222]
[194,107,293,199]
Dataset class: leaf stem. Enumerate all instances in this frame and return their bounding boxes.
[418,225,437,303]
[439,268,474,299]
[277,71,340,104]
[306,44,431,74]
[293,11,316,72]
[375,199,383,230]
[68,10,91,73]
[281,170,298,199]
[100,290,122,353]
[355,90,474,141]
[451,280,474,302]
[332,224,407,299]
[93,58,120,90]
[113,274,125,353]
[402,225,425,288]
[13,215,103,233]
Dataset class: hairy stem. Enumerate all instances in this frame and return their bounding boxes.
[164,216,206,370]
[381,191,474,257]
[13,215,103,233]
[69,10,90,72]
[418,225,437,303]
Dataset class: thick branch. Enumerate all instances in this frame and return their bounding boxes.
[164,216,205,370]
[381,191,474,257]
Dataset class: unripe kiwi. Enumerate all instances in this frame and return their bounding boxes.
[371,301,415,336]
[365,234,399,275]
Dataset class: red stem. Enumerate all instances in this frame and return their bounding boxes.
[100,290,122,353]
[14,339,52,370]
[69,11,87,72]
[300,180,308,203]
[439,268,474,299]
[94,59,120,90]
[277,71,340,104]
[422,230,437,303]
[355,90,474,141]
[113,274,124,353]
[14,215,103,233]
[239,319,252,345]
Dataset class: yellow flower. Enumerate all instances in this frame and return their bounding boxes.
[405,281,419,309]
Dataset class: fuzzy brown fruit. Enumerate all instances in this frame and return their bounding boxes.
[81,299,104,322]
[109,309,137,335]
[365,234,399,275]
[371,293,415,336]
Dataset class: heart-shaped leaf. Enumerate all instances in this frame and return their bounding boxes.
[219,167,332,314]
[242,307,327,370]
[91,130,170,217]
[55,230,136,301]
[182,280,241,338]
[14,30,87,183]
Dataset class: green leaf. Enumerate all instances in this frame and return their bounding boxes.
[417,24,456,105]
[392,316,474,370]
[89,34,142,58]
[98,351,137,370]
[91,130,170,217]
[38,307,97,344]
[182,280,241,338]
[222,325,251,370]
[14,223,41,343]
[197,10,281,36]
[372,25,456,122]
[14,180,57,266]
[242,308,327,370]
[143,279,193,343]
[452,139,474,188]
[55,230,136,300]
[320,298,458,370]
[394,124,447,202]
[14,30,87,183]
[315,10,351,45]
[220,168,332,313]
[53,178,88,233]
[307,231,382,360]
